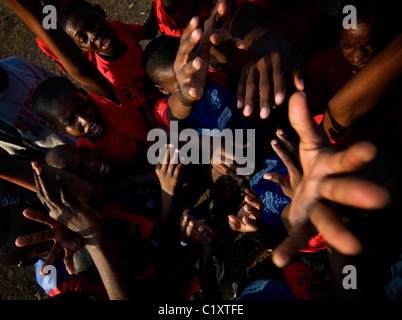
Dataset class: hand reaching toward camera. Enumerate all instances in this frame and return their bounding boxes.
[15,208,84,275]
[228,188,263,232]
[271,92,390,268]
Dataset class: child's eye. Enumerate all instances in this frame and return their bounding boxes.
[81,34,88,44]
[342,44,353,49]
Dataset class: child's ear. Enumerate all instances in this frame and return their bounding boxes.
[93,4,107,19]
[155,84,170,95]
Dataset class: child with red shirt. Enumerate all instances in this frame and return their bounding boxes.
[37,0,163,130]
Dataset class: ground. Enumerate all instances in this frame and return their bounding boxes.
[0,0,276,300]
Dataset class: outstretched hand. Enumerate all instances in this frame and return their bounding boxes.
[31,161,106,246]
[264,128,302,199]
[180,209,216,248]
[271,92,390,268]
[228,188,262,232]
[237,27,304,119]
[15,208,83,275]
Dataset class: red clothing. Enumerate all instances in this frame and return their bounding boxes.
[76,87,148,165]
[154,0,265,37]
[37,21,148,109]
[154,97,170,129]
[307,46,357,116]
[154,0,208,37]
[83,21,147,109]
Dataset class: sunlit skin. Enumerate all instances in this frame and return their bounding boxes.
[46,145,111,185]
[339,21,375,70]
[45,87,105,142]
[64,6,127,60]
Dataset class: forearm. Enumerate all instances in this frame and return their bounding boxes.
[86,236,138,300]
[0,155,94,202]
[324,33,402,137]
[4,0,114,97]
[199,246,222,300]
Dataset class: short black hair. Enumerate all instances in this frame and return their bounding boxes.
[32,76,78,122]
[58,0,106,30]
[142,35,180,86]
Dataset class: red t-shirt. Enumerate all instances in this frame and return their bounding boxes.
[306,46,357,116]
[154,0,266,37]
[76,87,148,165]
[37,21,147,109]
[83,21,147,109]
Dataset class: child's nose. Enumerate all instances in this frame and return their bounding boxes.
[353,50,364,63]
[88,31,99,43]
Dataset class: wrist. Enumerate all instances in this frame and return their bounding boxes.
[178,89,196,106]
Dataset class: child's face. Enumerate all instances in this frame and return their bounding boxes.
[47,88,105,141]
[64,7,118,56]
[340,21,375,70]
[55,146,111,184]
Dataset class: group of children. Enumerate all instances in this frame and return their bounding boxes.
[0,0,401,301]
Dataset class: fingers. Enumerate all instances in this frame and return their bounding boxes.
[244,188,262,210]
[64,249,75,275]
[228,214,241,231]
[318,176,390,209]
[22,208,55,226]
[290,51,305,91]
[271,139,295,170]
[271,52,286,106]
[32,161,60,213]
[40,243,62,276]
[310,202,362,256]
[258,59,273,119]
[15,228,55,247]
[288,92,325,148]
[327,141,377,175]
[272,220,316,268]
[180,209,190,232]
[243,66,258,117]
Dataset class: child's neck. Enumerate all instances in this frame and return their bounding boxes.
[97,38,127,62]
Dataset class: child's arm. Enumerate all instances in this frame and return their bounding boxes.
[142,0,159,39]
[151,145,183,241]
[228,1,304,119]
[322,33,402,140]
[30,163,138,300]
[167,16,211,120]
[0,155,94,202]
[4,0,116,100]
[180,209,222,300]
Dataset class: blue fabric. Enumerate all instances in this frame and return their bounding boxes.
[236,279,297,300]
[250,155,291,233]
[184,80,251,132]
[35,256,71,294]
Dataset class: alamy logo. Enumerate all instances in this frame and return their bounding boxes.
[342,265,357,290]
[342,5,357,30]
[147,121,255,175]
[42,5,57,30]
[41,265,57,290]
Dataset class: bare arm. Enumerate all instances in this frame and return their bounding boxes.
[323,33,402,139]
[0,155,93,202]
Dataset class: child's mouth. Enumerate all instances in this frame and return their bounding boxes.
[88,122,103,137]
[100,37,111,50]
